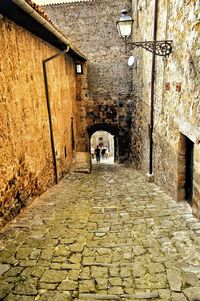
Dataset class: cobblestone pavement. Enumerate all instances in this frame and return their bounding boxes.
[1,164,200,301]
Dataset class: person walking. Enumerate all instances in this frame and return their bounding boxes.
[95,146,101,163]
[101,147,106,159]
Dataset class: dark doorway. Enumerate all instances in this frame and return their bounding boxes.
[185,136,194,205]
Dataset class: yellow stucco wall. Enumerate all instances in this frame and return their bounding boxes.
[0,17,82,225]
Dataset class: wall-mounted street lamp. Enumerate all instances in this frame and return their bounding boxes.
[117,9,172,57]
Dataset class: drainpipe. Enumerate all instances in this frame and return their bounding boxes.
[149,0,158,176]
[43,47,69,184]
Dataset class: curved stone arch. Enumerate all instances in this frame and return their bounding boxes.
[87,123,131,163]
[87,123,119,137]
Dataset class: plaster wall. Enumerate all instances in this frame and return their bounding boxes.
[132,0,200,216]
[0,17,82,225]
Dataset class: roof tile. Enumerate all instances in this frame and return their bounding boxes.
[34,0,93,6]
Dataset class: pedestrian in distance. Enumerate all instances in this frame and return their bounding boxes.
[95,146,101,163]
[101,147,106,159]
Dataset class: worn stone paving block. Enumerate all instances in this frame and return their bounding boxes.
[1,165,200,300]
[171,292,187,301]
[0,263,10,276]
[182,265,200,273]
[79,294,120,300]
[39,291,72,300]
[0,282,14,299]
[123,292,159,299]
[40,270,68,283]
[157,289,171,300]
[166,269,182,292]
[183,287,200,300]
[4,295,35,301]
[182,271,199,286]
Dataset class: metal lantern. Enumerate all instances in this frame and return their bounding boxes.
[116,9,133,39]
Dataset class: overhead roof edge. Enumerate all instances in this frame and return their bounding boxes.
[42,0,93,5]
[0,0,87,61]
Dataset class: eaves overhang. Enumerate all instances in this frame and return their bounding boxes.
[0,0,87,61]
[36,0,93,5]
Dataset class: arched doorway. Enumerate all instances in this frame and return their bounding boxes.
[87,123,120,162]
[87,122,131,164]
[91,131,115,164]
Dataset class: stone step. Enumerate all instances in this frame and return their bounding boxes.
[72,152,91,174]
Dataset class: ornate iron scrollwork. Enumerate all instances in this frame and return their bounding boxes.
[126,40,173,57]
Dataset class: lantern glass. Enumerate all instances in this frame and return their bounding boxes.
[117,10,133,39]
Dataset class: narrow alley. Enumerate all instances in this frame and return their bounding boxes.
[0,165,200,301]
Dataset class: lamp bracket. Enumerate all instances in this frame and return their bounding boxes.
[126,40,173,57]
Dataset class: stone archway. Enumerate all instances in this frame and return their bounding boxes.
[90,131,115,164]
[87,123,131,163]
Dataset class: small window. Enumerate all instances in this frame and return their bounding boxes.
[99,137,103,141]
[75,62,83,74]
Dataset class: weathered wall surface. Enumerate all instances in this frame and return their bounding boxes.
[74,61,89,151]
[45,0,135,162]
[132,0,200,216]
[0,17,84,225]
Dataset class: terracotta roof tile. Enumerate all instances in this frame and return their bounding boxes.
[34,0,93,5]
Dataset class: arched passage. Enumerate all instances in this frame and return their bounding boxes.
[87,123,131,163]
[91,131,115,164]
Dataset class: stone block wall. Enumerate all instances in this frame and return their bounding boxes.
[44,0,135,162]
[74,61,89,151]
[132,0,200,216]
[0,17,85,226]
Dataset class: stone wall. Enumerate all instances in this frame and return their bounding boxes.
[0,17,85,226]
[74,61,89,151]
[44,0,135,162]
[132,0,200,216]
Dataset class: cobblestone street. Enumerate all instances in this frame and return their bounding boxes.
[1,164,200,300]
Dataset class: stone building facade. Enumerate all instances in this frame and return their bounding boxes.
[131,0,200,216]
[0,1,87,226]
[44,0,135,163]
